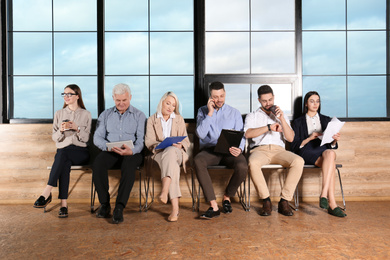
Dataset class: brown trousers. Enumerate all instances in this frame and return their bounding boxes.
[194,148,248,202]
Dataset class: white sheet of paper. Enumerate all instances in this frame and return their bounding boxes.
[318,117,345,146]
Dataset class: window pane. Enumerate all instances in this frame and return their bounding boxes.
[105,0,148,31]
[53,0,96,31]
[206,32,250,73]
[251,0,295,30]
[303,76,347,117]
[224,84,250,115]
[347,0,386,29]
[150,32,194,74]
[205,0,249,31]
[13,76,53,119]
[302,0,345,30]
[13,0,52,31]
[302,32,346,75]
[251,32,295,73]
[54,77,98,118]
[54,33,97,75]
[347,31,386,75]
[105,32,149,75]
[348,76,386,117]
[13,33,52,75]
[251,84,292,115]
[150,76,194,119]
[150,0,193,30]
[104,76,149,117]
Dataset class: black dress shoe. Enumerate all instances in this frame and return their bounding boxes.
[222,200,233,213]
[96,203,111,218]
[278,200,293,216]
[112,207,124,224]
[200,207,220,219]
[58,207,68,218]
[33,193,52,208]
[260,200,272,216]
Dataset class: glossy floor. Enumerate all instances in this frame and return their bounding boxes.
[1,201,389,259]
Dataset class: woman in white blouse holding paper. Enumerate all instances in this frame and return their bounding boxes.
[145,91,190,222]
[291,91,346,217]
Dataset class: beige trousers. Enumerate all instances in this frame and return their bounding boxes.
[153,146,183,199]
[248,145,304,201]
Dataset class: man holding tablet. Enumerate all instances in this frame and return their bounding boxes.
[93,83,146,224]
[194,81,248,219]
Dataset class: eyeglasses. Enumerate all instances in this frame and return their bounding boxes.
[61,93,77,97]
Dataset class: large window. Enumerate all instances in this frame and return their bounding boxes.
[3,0,389,122]
[203,0,297,117]
[7,0,194,121]
[302,0,387,118]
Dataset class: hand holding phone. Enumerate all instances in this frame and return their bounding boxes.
[207,98,216,116]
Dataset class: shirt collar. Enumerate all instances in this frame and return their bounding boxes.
[65,106,80,113]
[306,112,319,120]
[114,105,132,114]
[157,112,176,120]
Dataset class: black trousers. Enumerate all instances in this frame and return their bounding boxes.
[92,151,143,208]
[47,145,90,199]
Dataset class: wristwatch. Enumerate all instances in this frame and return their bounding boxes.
[267,124,271,131]
[77,126,81,132]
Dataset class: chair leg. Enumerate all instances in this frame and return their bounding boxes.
[139,169,142,212]
[191,168,196,212]
[294,186,299,210]
[336,166,346,211]
[197,182,200,212]
[90,175,96,213]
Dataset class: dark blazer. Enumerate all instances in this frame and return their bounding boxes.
[291,113,338,154]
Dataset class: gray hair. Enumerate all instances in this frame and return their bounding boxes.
[156,91,180,115]
[112,83,131,96]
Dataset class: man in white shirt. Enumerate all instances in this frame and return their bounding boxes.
[244,85,304,216]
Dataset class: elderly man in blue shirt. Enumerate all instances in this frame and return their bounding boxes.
[195,81,248,219]
[93,83,146,224]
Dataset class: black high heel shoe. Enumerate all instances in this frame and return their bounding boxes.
[33,193,52,209]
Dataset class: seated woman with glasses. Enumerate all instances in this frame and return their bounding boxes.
[291,91,346,217]
[33,84,92,218]
[145,91,190,222]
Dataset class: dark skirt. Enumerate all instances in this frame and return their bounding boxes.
[298,139,327,165]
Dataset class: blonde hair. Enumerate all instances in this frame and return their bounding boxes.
[156,91,180,115]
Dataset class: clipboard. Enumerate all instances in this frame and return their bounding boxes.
[155,136,186,150]
[214,129,244,154]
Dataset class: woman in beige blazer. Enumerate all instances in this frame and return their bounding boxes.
[145,91,189,222]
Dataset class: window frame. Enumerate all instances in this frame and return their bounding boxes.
[1,0,390,123]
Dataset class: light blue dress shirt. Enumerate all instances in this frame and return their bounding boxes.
[196,104,245,151]
[93,105,146,154]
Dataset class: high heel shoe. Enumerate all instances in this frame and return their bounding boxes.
[33,193,52,208]
[319,197,329,209]
[168,212,179,222]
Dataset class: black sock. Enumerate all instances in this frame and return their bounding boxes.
[280,198,287,203]
[263,197,271,202]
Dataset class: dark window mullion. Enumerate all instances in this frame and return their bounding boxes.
[97,0,105,115]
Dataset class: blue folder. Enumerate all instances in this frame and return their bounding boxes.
[155,136,187,150]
